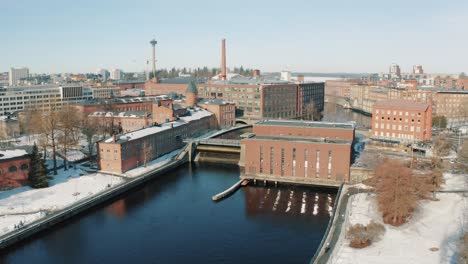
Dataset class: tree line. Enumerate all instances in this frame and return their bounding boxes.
[21,103,111,176]
[148,66,254,79]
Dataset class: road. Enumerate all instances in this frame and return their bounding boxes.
[315,187,365,264]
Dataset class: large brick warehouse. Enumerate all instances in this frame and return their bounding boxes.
[239,120,355,186]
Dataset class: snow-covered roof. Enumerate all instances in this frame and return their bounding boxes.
[103,108,213,143]
[0,149,29,160]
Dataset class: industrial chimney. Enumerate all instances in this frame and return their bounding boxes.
[221,38,227,80]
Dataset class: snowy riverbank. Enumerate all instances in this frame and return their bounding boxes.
[330,173,467,264]
[0,167,124,236]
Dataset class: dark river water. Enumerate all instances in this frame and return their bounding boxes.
[322,102,372,129]
[1,163,336,264]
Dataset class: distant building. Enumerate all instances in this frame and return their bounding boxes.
[434,91,468,128]
[89,86,121,98]
[110,69,123,80]
[198,98,236,129]
[0,148,30,189]
[298,82,325,116]
[389,63,401,78]
[240,120,355,186]
[89,111,153,133]
[280,71,291,81]
[9,67,29,86]
[97,69,110,82]
[413,65,424,74]
[371,99,432,143]
[0,85,92,116]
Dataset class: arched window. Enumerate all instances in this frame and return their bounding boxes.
[20,164,29,170]
[9,165,17,172]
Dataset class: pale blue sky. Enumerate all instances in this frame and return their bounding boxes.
[2,0,467,74]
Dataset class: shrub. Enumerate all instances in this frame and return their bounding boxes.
[347,220,385,248]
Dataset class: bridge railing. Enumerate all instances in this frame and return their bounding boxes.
[184,138,240,147]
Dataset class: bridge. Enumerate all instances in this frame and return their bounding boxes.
[183,138,241,163]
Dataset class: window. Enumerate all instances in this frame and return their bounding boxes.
[316,150,320,178]
[292,148,296,177]
[304,149,308,177]
[9,165,17,172]
[270,147,274,175]
[20,164,29,170]
[281,148,285,176]
[327,151,332,178]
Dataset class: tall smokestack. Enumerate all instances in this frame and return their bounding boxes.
[221,38,227,80]
[150,39,157,80]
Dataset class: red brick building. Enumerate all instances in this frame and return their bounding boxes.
[0,149,30,189]
[240,120,355,186]
[198,99,236,129]
[75,99,153,115]
[97,108,216,173]
[371,99,432,143]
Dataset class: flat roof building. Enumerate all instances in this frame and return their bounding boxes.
[371,99,432,143]
[240,120,355,187]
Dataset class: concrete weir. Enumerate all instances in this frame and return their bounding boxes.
[212,180,243,201]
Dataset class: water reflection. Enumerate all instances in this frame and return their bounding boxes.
[322,103,371,128]
[243,185,336,219]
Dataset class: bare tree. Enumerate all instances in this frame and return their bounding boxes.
[302,101,322,121]
[433,136,452,157]
[357,151,382,170]
[373,158,432,226]
[58,105,81,170]
[347,220,385,248]
[38,103,61,175]
[81,115,100,160]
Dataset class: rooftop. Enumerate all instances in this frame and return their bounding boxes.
[198,98,233,105]
[89,111,151,118]
[256,119,356,130]
[103,108,212,143]
[249,135,352,145]
[373,99,430,111]
[0,149,29,161]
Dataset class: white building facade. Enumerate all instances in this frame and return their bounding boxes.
[9,67,29,86]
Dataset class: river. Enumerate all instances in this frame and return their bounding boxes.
[322,102,372,129]
[1,163,336,264]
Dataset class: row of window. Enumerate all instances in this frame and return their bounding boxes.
[259,146,333,178]
[0,164,29,174]
[375,109,422,116]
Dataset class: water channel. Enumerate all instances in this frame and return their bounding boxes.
[1,164,336,264]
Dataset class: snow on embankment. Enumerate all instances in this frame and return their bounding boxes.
[0,168,123,236]
[330,173,467,264]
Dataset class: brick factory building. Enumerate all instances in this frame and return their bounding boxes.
[144,77,324,120]
[88,111,153,133]
[0,149,31,189]
[97,108,216,174]
[434,91,468,128]
[371,99,432,143]
[198,99,236,129]
[239,120,355,186]
[75,98,155,115]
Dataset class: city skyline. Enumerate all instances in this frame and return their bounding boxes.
[2,0,468,74]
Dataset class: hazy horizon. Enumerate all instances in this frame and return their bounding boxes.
[2,0,467,74]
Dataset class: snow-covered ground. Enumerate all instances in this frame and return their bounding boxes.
[0,167,123,236]
[330,173,468,264]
